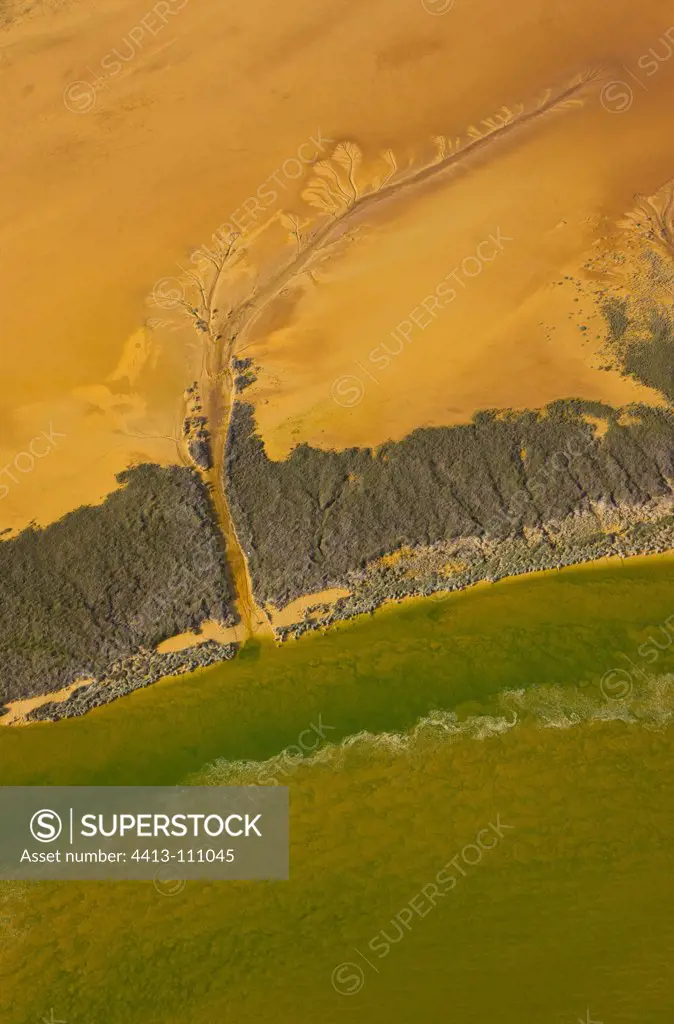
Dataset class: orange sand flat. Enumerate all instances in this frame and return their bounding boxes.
[244,74,673,457]
[267,588,351,628]
[156,619,244,653]
[0,678,91,725]
[1,0,673,530]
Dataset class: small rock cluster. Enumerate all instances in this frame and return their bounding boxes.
[183,383,212,469]
[232,356,258,393]
[183,415,212,470]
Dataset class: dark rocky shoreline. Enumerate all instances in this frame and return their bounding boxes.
[0,464,237,704]
[5,510,672,722]
[2,397,673,722]
[11,505,672,722]
[226,399,674,610]
[275,500,674,641]
[24,640,238,723]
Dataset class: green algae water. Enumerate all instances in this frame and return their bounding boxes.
[0,555,673,1022]
[1,555,673,786]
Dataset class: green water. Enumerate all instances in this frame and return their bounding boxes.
[1,556,673,786]
[0,556,673,1023]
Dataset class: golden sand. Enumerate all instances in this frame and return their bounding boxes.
[267,588,351,628]
[155,619,244,653]
[244,79,673,457]
[1,0,673,533]
[0,678,91,726]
